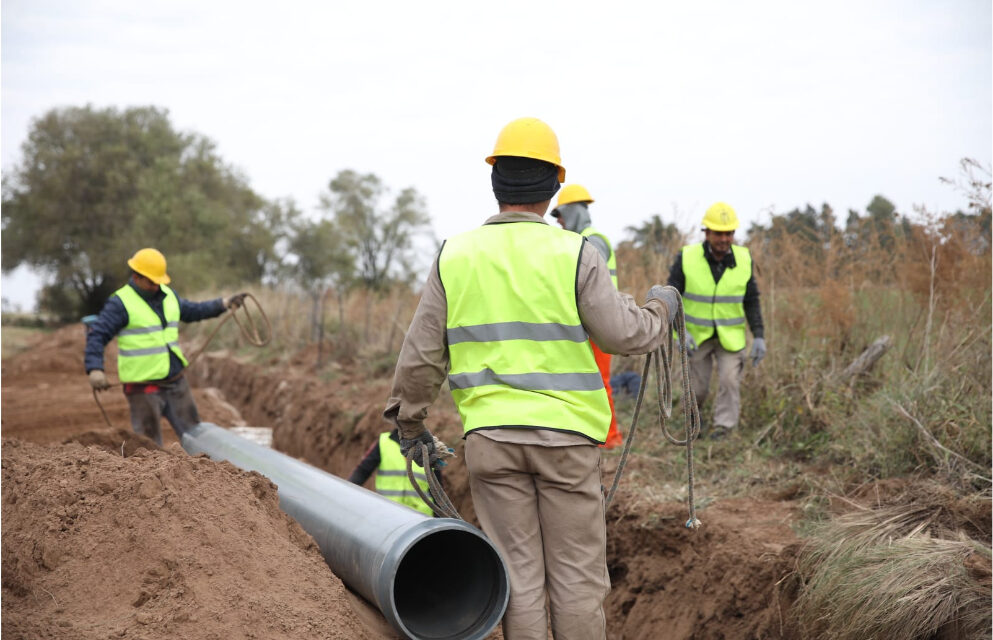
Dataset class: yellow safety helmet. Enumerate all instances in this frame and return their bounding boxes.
[485,117,566,183]
[702,202,739,232]
[556,184,594,208]
[127,248,171,285]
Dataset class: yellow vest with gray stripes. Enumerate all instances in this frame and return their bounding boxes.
[580,227,617,288]
[681,243,751,352]
[439,221,611,443]
[114,284,188,382]
[374,432,433,515]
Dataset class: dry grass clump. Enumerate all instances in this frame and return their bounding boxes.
[794,504,992,640]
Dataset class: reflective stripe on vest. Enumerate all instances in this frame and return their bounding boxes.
[375,432,432,515]
[115,284,188,382]
[581,227,618,288]
[681,243,751,352]
[439,222,611,443]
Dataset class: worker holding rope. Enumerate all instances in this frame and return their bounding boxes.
[84,248,247,446]
[384,117,680,640]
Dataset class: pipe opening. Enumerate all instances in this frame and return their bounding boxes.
[394,529,508,639]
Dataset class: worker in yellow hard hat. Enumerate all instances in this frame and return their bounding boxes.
[551,184,623,449]
[385,116,680,639]
[84,248,248,446]
[666,202,766,440]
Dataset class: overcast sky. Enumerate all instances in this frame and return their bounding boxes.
[2,0,991,311]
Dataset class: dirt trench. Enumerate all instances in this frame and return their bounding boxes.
[188,346,804,639]
[2,325,803,639]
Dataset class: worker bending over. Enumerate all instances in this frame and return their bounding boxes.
[347,427,442,516]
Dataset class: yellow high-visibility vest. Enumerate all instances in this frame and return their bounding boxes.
[115,284,188,382]
[439,221,611,443]
[681,243,751,352]
[375,432,433,516]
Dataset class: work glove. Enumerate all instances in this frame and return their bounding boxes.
[400,429,439,469]
[750,337,767,367]
[88,369,110,391]
[223,292,248,309]
[646,285,680,325]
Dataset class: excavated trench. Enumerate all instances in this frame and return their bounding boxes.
[186,349,804,639]
[1,326,803,639]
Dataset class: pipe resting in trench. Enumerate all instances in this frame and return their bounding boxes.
[181,423,509,640]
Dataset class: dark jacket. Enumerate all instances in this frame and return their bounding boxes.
[84,279,226,379]
[666,241,764,339]
[348,429,443,486]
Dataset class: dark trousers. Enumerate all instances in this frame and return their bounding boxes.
[124,376,200,446]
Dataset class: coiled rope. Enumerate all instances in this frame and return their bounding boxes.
[405,445,462,519]
[92,293,271,427]
[604,289,702,529]
[405,288,702,528]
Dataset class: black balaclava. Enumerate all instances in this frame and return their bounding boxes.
[492,156,561,204]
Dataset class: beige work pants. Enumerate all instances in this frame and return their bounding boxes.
[464,435,609,640]
[689,336,746,428]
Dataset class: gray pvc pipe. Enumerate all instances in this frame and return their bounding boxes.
[181,423,508,640]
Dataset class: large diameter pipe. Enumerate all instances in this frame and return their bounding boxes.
[181,423,508,640]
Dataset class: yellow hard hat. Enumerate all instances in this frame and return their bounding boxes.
[127,248,171,284]
[485,117,566,183]
[556,184,594,207]
[702,202,739,232]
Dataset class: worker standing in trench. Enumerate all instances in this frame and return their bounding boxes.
[346,426,442,516]
[85,248,247,446]
[666,203,766,440]
[551,184,623,449]
[384,117,679,640]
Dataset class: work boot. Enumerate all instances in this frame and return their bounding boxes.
[709,425,732,441]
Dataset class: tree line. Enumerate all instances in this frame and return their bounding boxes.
[1,106,432,320]
[4,106,989,322]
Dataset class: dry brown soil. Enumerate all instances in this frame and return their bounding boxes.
[3,325,805,639]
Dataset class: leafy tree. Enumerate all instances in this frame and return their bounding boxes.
[623,214,683,255]
[866,195,896,221]
[318,170,431,292]
[285,214,354,341]
[1,105,280,319]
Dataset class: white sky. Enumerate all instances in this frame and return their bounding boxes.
[2,0,991,311]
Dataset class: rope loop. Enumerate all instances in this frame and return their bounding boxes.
[404,443,462,519]
[92,293,271,427]
[605,292,702,530]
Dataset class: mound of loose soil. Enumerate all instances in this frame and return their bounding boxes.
[1,437,373,640]
[605,495,799,639]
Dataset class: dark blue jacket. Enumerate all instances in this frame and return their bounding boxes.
[84,279,226,380]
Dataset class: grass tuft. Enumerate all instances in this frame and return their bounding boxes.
[794,504,992,640]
